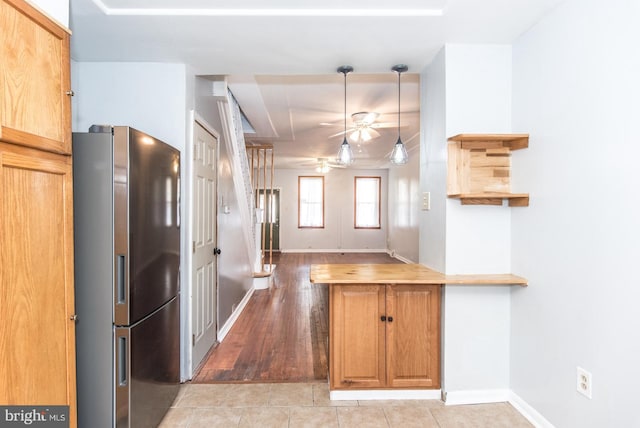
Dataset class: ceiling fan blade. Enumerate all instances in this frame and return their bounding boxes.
[368,128,381,139]
[349,127,381,143]
[328,128,356,139]
[327,130,346,138]
[327,162,346,168]
[370,122,405,129]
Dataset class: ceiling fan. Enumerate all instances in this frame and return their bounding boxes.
[325,111,398,142]
[299,157,346,172]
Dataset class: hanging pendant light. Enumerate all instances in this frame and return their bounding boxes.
[336,65,354,166]
[390,64,409,165]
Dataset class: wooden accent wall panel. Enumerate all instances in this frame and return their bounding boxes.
[0,0,72,154]
[447,134,529,206]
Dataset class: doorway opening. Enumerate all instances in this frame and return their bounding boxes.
[258,188,280,252]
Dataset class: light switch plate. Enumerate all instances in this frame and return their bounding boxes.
[422,192,431,210]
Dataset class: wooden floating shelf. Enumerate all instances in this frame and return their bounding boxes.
[447,134,529,207]
[448,133,529,150]
[449,193,530,207]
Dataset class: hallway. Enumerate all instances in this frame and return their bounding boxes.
[192,252,402,383]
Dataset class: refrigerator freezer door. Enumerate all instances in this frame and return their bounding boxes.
[114,127,181,325]
[115,296,180,428]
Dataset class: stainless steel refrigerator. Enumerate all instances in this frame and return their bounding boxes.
[73,126,181,428]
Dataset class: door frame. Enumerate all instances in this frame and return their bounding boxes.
[180,110,220,380]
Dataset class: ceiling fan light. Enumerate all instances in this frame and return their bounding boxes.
[316,162,330,173]
[360,129,372,142]
[337,138,354,165]
[390,137,409,165]
[349,130,360,142]
[364,112,379,123]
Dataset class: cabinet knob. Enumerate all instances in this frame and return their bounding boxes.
[380,315,386,322]
[387,316,393,323]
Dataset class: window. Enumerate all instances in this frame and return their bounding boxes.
[298,176,324,228]
[354,176,381,229]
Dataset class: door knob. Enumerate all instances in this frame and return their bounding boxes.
[213,247,221,255]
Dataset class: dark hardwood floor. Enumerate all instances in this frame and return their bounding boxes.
[192,252,402,383]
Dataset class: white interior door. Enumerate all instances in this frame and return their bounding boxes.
[192,121,218,370]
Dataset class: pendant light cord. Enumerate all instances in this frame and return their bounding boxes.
[391,64,408,143]
[344,71,347,137]
[397,70,401,140]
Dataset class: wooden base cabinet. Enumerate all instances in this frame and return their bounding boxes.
[330,284,440,390]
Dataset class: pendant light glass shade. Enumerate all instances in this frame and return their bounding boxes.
[337,138,354,165]
[391,136,409,165]
[336,65,354,166]
[390,64,409,165]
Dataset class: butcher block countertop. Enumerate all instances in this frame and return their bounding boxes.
[309,263,528,286]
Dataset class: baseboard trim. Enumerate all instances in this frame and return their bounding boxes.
[443,389,555,428]
[330,389,442,401]
[217,287,255,342]
[280,248,388,254]
[388,251,413,264]
[508,391,556,428]
[444,389,511,405]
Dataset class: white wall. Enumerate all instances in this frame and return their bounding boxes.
[274,168,388,252]
[73,62,188,152]
[511,0,640,426]
[28,0,68,27]
[421,45,514,399]
[387,150,420,263]
[420,48,447,272]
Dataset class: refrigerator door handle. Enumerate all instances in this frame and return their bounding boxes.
[117,335,128,386]
[115,328,131,426]
[114,253,129,325]
[116,254,127,305]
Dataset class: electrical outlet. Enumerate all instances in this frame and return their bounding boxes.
[577,366,592,399]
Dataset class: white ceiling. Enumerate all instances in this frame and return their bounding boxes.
[69,0,564,169]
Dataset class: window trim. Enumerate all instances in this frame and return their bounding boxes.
[354,176,381,229]
[298,176,325,228]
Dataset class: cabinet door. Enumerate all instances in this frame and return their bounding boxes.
[386,284,440,388]
[330,285,386,389]
[0,0,72,154]
[0,143,76,426]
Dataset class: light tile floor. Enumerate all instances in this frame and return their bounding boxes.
[159,383,533,428]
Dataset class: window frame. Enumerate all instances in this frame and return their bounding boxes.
[298,176,325,228]
[354,176,381,229]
